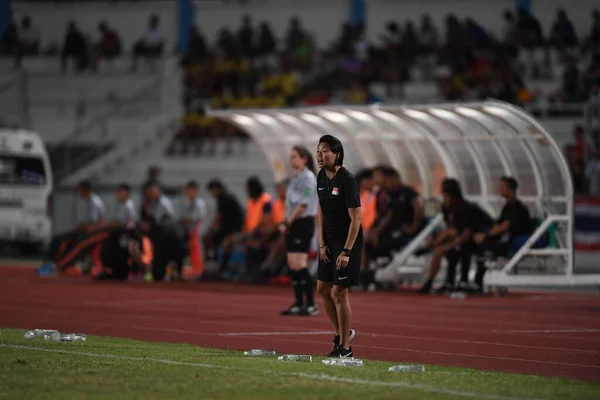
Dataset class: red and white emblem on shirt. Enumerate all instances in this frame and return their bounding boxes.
[332,187,339,196]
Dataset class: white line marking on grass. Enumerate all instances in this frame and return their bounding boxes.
[494,329,600,334]
[0,344,541,400]
[218,331,332,337]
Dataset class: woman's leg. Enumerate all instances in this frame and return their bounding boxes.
[317,280,338,335]
[289,252,314,307]
[332,286,352,349]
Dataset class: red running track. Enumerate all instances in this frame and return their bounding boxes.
[1,266,599,382]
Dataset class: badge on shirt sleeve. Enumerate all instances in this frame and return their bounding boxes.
[332,187,339,196]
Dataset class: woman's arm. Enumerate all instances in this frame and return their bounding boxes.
[344,207,362,250]
[317,203,325,247]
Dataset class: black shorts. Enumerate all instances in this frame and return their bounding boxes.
[285,217,315,253]
[317,237,362,287]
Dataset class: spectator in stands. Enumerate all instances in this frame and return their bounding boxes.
[586,152,600,195]
[203,179,244,266]
[419,14,439,55]
[93,21,122,68]
[549,57,584,103]
[501,10,518,45]
[16,16,39,66]
[285,17,306,52]
[583,9,600,55]
[179,180,207,278]
[365,168,425,274]
[237,15,254,59]
[516,8,544,48]
[417,178,493,294]
[61,21,90,73]
[473,177,533,290]
[107,183,136,228]
[256,22,277,58]
[0,21,18,58]
[188,26,208,61]
[549,9,578,50]
[132,14,164,71]
[583,53,600,91]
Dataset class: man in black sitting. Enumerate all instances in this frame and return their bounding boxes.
[418,178,494,294]
[473,176,533,260]
[362,168,425,287]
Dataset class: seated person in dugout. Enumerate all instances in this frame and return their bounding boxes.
[260,180,289,275]
[203,179,245,266]
[473,176,533,259]
[362,168,426,281]
[95,223,153,280]
[417,178,494,294]
[221,176,275,275]
[38,181,106,275]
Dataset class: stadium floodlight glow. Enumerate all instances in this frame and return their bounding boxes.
[319,111,349,123]
[345,110,372,122]
[231,114,254,126]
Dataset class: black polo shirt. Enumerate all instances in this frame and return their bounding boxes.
[217,191,245,232]
[443,201,493,233]
[317,166,362,243]
[387,185,419,227]
[498,199,532,238]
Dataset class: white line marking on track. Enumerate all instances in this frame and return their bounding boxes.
[0,344,542,400]
[494,329,600,334]
[218,331,332,337]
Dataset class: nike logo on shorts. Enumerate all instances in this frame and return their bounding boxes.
[318,188,325,191]
[338,276,348,280]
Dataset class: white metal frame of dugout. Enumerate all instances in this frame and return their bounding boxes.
[208,100,600,287]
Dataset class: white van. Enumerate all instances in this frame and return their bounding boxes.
[0,129,53,253]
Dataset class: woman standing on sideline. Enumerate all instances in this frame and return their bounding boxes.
[280,146,319,316]
[316,135,361,358]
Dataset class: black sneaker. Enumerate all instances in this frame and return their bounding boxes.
[338,347,353,358]
[298,304,319,316]
[280,304,302,316]
[328,329,356,356]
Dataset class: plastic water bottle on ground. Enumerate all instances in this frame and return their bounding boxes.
[322,358,364,367]
[59,333,87,342]
[278,354,312,362]
[389,364,426,373]
[244,349,276,356]
[43,331,61,342]
[24,329,59,339]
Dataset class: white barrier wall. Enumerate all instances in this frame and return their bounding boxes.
[12,0,597,52]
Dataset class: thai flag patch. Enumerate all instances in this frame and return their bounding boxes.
[332,187,339,196]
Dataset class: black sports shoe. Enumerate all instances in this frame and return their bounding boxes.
[298,304,319,316]
[328,329,356,356]
[338,347,353,358]
[280,304,302,316]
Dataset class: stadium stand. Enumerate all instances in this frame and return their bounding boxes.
[1,0,598,289]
